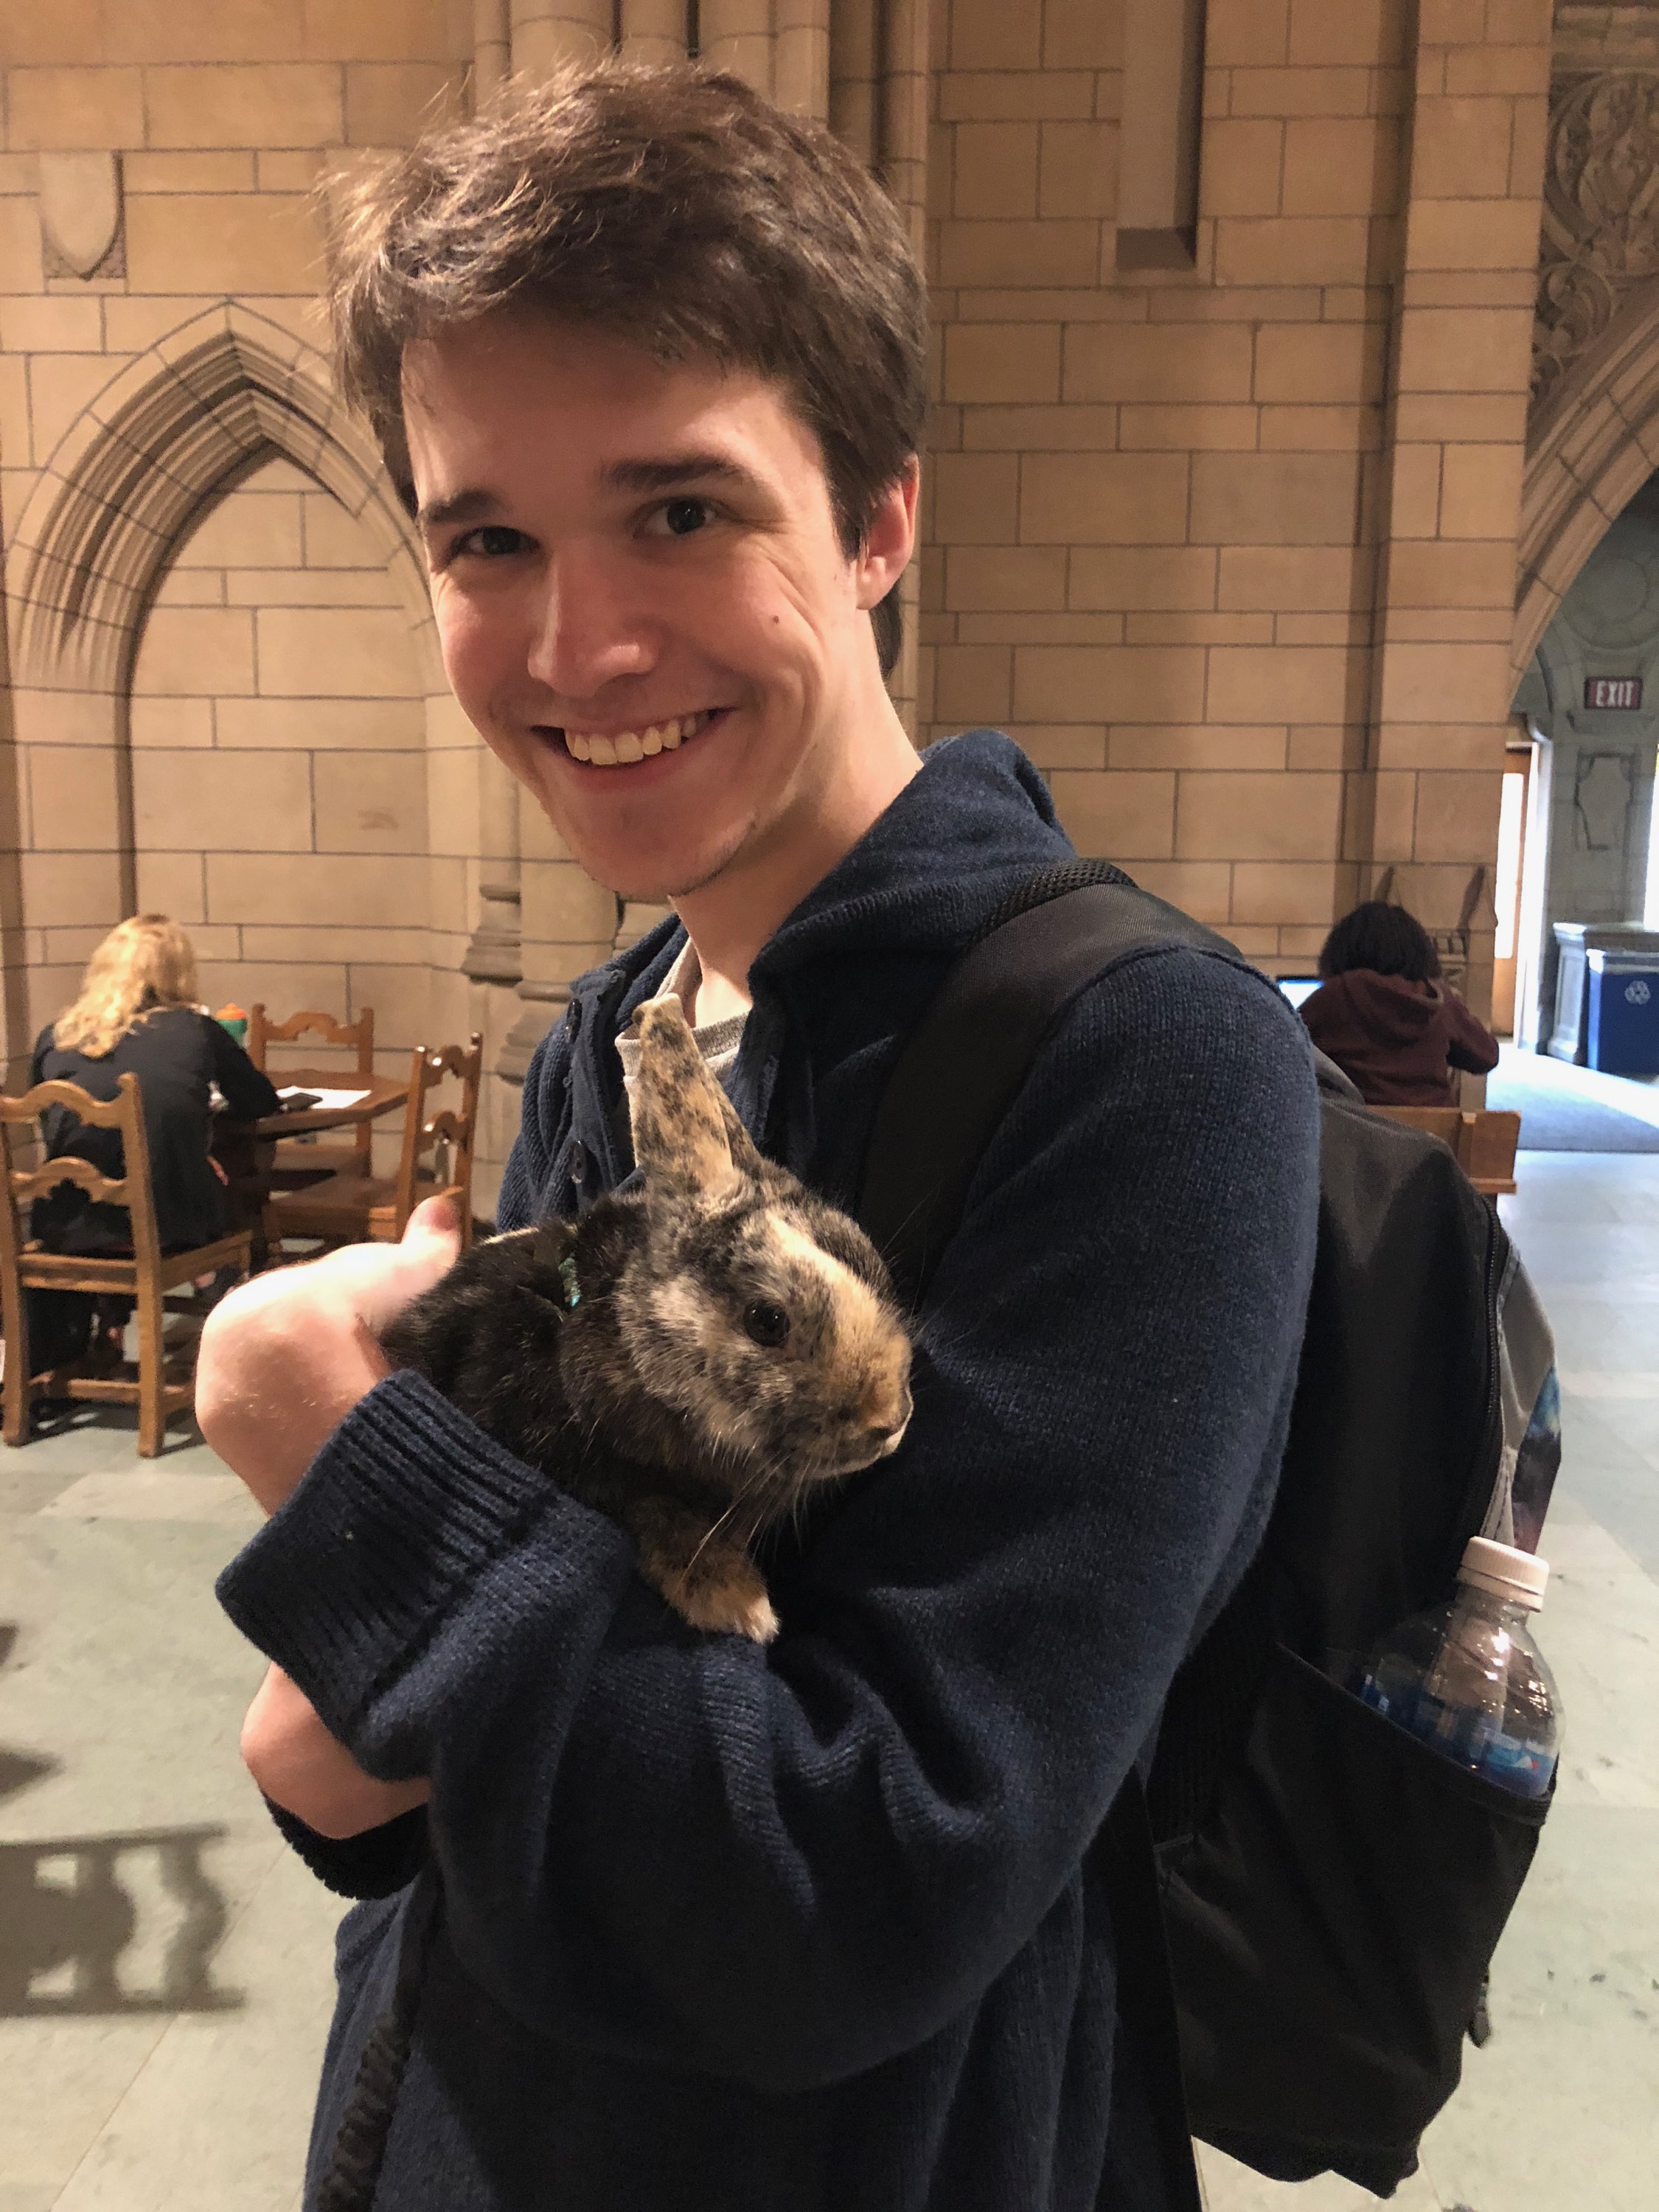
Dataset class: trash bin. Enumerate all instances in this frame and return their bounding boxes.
[1585,950,1659,1075]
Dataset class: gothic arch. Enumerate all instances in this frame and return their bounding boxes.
[5,301,441,702]
[1516,276,1659,678]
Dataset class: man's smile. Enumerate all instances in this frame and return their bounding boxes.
[546,706,727,768]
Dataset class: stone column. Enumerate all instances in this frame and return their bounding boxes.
[1362,0,1555,1020]
[499,793,619,1082]
[619,0,690,65]
[511,0,613,79]
[700,0,776,95]
[473,0,512,96]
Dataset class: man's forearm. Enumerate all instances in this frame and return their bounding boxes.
[243,1663,430,1839]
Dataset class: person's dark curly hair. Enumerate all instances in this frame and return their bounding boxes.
[1317,900,1441,984]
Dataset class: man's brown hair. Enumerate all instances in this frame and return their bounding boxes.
[327,60,928,674]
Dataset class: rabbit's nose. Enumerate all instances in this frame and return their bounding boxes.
[866,1383,913,1453]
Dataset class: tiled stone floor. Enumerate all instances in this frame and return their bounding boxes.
[0,1153,1654,2209]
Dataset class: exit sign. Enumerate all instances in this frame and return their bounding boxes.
[1585,675,1643,709]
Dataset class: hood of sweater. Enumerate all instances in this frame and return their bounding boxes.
[533,730,1077,1202]
[1320,968,1441,1048]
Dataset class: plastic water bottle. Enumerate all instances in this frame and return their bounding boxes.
[1354,1537,1560,1798]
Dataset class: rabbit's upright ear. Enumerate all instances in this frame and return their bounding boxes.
[631,996,762,1206]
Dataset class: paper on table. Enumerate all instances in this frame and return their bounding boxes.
[277,1085,371,1110]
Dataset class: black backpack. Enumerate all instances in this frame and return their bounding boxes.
[857,861,1560,2203]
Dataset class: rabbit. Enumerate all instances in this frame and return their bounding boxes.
[380,995,914,1643]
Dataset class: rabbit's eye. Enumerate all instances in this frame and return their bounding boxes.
[742,1301,791,1349]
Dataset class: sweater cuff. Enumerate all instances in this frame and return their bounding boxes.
[215,1368,564,1742]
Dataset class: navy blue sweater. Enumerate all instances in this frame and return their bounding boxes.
[218,731,1320,2211]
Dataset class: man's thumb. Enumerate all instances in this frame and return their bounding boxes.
[402,1192,464,1264]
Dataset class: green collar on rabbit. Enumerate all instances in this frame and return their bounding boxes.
[558,1253,581,1310]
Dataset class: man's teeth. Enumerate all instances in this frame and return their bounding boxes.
[563,710,713,765]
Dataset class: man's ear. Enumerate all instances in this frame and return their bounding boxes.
[855,457,919,613]
[631,997,759,1207]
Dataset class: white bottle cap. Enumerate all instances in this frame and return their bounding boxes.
[1458,1537,1549,1612]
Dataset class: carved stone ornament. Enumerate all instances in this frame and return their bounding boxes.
[1532,70,1659,411]
[38,151,123,279]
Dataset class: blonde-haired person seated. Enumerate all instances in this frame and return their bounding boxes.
[30,915,278,1265]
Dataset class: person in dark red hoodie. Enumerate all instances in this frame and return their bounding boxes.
[1299,900,1501,1105]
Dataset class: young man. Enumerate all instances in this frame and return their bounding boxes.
[199,63,1321,2212]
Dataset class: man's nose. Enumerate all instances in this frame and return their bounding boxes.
[526,549,656,699]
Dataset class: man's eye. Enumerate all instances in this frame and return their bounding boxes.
[455,526,530,560]
[655,498,712,538]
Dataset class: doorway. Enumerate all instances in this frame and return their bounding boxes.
[1492,740,1534,1037]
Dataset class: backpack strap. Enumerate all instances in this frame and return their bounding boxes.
[856,860,1226,2212]
[858,861,1229,1306]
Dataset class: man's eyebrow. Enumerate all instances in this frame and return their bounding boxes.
[605,453,767,500]
[417,487,501,532]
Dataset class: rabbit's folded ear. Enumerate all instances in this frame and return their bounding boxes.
[632,995,762,1206]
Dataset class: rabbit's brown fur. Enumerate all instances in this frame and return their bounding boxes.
[381,998,912,1641]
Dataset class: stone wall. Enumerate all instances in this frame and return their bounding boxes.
[0,0,1644,1215]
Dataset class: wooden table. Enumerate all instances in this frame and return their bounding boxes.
[239,1068,412,1141]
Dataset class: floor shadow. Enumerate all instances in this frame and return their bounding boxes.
[0,1823,240,2016]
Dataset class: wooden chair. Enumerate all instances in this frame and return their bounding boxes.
[264,1035,483,1256]
[1370,1105,1522,1198]
[248,1004,376,1183]
[0,1075,254,1456]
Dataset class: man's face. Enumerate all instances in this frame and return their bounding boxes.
[403,315,902,902]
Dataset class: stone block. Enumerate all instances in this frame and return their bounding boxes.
[1048,770,1176,859]
[1178,771,1343,861]
[145,64,342,150]
[1230,859,1347,924]
[1281,119,1394,215]
[255,607,421,698]
[224,567,399,608]
[934,644,1012,725]
[215,697,425,749]
[1013,644,1206,722]
[7,69,144,151]
[952,122,1040,219]
[27,355,119,465]
[206,850,432,929]
[1442,46,1548,98]
[938,72,1097,123]
[1385,442,1444,538]
[945,545,1068,611]
[302,493,385,566]
[1020,452,1191,544]
[1206,0,1290,67]
[125,151,258,192]
[1226,68,1372,119]
[1038,120,1116,220]
[103,0,305,63]
[936,220,1101,288]
[27,745,120,851]
[0,199,44,290]
[1253,321,1385,403]
[1411,97,1514,199]
[1261,404,1383,452]
[1410,768,1501,862]
[1120,406,1260,451]
[1287,0,1401,66]
[1201,119,1284,218]
[1408,196,1543,272]
[345,63,466,147]
[177,489,305,570]
[133,847,208,924]
[959,403,1121,452]
[0,295,102,352]
[944,323,1062,403]
[931,452,1022,544]
[1062,322,1253,404]
[950,7,1043,70]
[1011,726,1107,769]
[19,849,125,931]
[1377,641,1514,723]
[1214,216,1371,287]
[1110,724,1287,770]
[1385,538,1515,610]
[133,608,257,697]
[1191,452,1361,546]
[1438,442,1525,539]
[1207,644,1359,721]
[314,752,429,854]
[1042,0,1121,70]
[128,698,215,748]
[133,748,313,855]
[301,0,448,63]
[125,193,321,296]
[1069,546,1220,611]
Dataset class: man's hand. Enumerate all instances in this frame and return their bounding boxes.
[197,1196,462,1517]
[243,1663,431,1838]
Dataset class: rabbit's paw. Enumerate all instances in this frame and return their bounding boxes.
[672,1567,780,1644]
